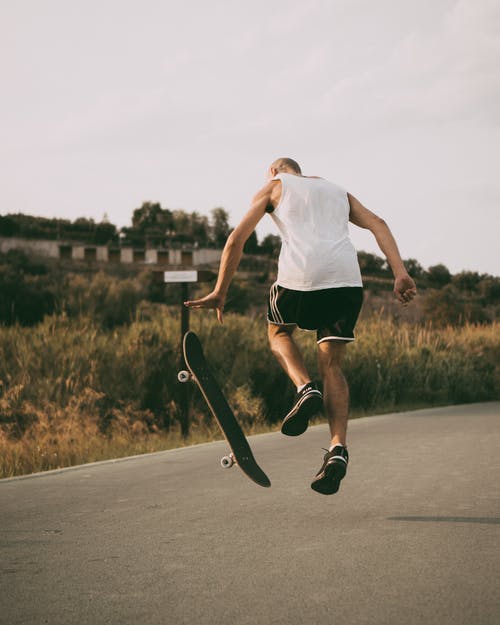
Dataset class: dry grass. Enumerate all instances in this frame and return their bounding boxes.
[1,308,498,478]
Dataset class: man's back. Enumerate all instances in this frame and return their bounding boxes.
[269,173,362,291]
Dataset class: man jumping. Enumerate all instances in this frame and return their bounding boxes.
[185,157,417,495]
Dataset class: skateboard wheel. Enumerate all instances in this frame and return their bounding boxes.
[177,370,190,383]
[221,453,235,469]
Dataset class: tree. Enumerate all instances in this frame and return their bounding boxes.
[243,230,259,254]
[477,277,500,305]
[0,216,19,237]
[404,258,425,279]
[171,210,191,234]
[422,285,461,326]
[210,207,231,247]
[189,212,210,247]
[452,271,483,295]
[94,222,118,245]
[357,251,387,276]
[132,202,164,231]
[259,234,281,256]
[423,284,490,326]
[427,264,452,288]
[0,251,54,325]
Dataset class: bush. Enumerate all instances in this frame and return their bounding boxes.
[358,251,389,276]
[423,285,493,326]
[452,271,484,294]
[0,312,498,477]
[62,271,147,328]
[477,277,500,305]
[427,264,452,288]
[0,250,56,325]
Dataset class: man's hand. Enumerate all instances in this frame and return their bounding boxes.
[184,291,225,324]
[394,274,417,305]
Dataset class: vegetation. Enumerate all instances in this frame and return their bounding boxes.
[1,244,499,327]
[0,309,498,478]
[0,207,499,477]
[0,213,118,244]
[0,204,233,250]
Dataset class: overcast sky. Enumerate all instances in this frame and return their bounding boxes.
[1,0,499,274]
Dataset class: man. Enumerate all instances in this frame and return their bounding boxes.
[185,157,417,495]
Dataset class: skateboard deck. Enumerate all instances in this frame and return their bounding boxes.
[180,331,271,488]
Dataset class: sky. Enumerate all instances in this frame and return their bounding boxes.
[1,0,499,275]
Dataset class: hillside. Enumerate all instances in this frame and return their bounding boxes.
[0,207,499,327]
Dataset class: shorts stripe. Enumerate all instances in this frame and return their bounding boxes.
[269,283,276,322]
[268,283,276,323]
[317,336,355,344]
[270,283,284,324]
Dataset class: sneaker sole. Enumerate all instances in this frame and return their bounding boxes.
[311,460,347,495]
[281,393,323,436]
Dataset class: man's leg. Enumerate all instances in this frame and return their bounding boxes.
[267,323,310,388]
[268,323,323,436]
[317,340,349,446]
[311,339,350,495]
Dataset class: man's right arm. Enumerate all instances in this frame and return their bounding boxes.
[348,193,417,304]
[184,180,280,322]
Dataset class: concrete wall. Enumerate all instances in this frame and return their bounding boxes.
[0,237,222,267]
[145,249,157,264]
[96,247,108,262]
[169,250,182,265]
[120,248,134,263]
[193,249,221,265]
[72,245,85,260]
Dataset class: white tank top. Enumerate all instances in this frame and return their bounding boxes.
[269,173,362,291]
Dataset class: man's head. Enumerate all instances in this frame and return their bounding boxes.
[268,157,302,179]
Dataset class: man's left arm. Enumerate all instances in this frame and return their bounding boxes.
[348,193,417,304]
[184,182,276,323]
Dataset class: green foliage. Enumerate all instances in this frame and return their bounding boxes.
[243,230,259,254]
[357,251,389,276]
[427,263,452,287]
[0,250,55,325]
[223,281,254,315]
[259,234,281,256]
[477,277,500,305]
[190,212,210,246]
[0,216,18,236]
[0,213,117,244]
[422,285,491,326]
[404,258,425,279]
[1,311,498,476]
[0,204,219,249]
[132,202,172,231]
[62,271,147,328]
[210,207,231,247]
[452,271,485,294]
[123,203,224,248]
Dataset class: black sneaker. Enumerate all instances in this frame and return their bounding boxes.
[311,445,349,495]
[281,382,323,436]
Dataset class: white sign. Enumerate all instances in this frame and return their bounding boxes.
[163,270,199,283]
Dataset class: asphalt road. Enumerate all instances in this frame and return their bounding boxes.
[1,403,499,625]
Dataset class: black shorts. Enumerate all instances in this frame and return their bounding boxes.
[267,283,363,343]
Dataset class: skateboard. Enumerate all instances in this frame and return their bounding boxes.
[178,331,271,488]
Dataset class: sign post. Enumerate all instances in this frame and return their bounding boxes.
[158,270,215,438]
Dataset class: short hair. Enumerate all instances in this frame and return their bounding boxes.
[271,157,302,174]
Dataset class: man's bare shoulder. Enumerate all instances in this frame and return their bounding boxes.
[256,179,281,196]
[253,179,282,213]
[251,179,281,207]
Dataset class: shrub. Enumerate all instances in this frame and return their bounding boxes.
[0,309,498,477]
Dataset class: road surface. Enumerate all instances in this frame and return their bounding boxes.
[1,403,499,625]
